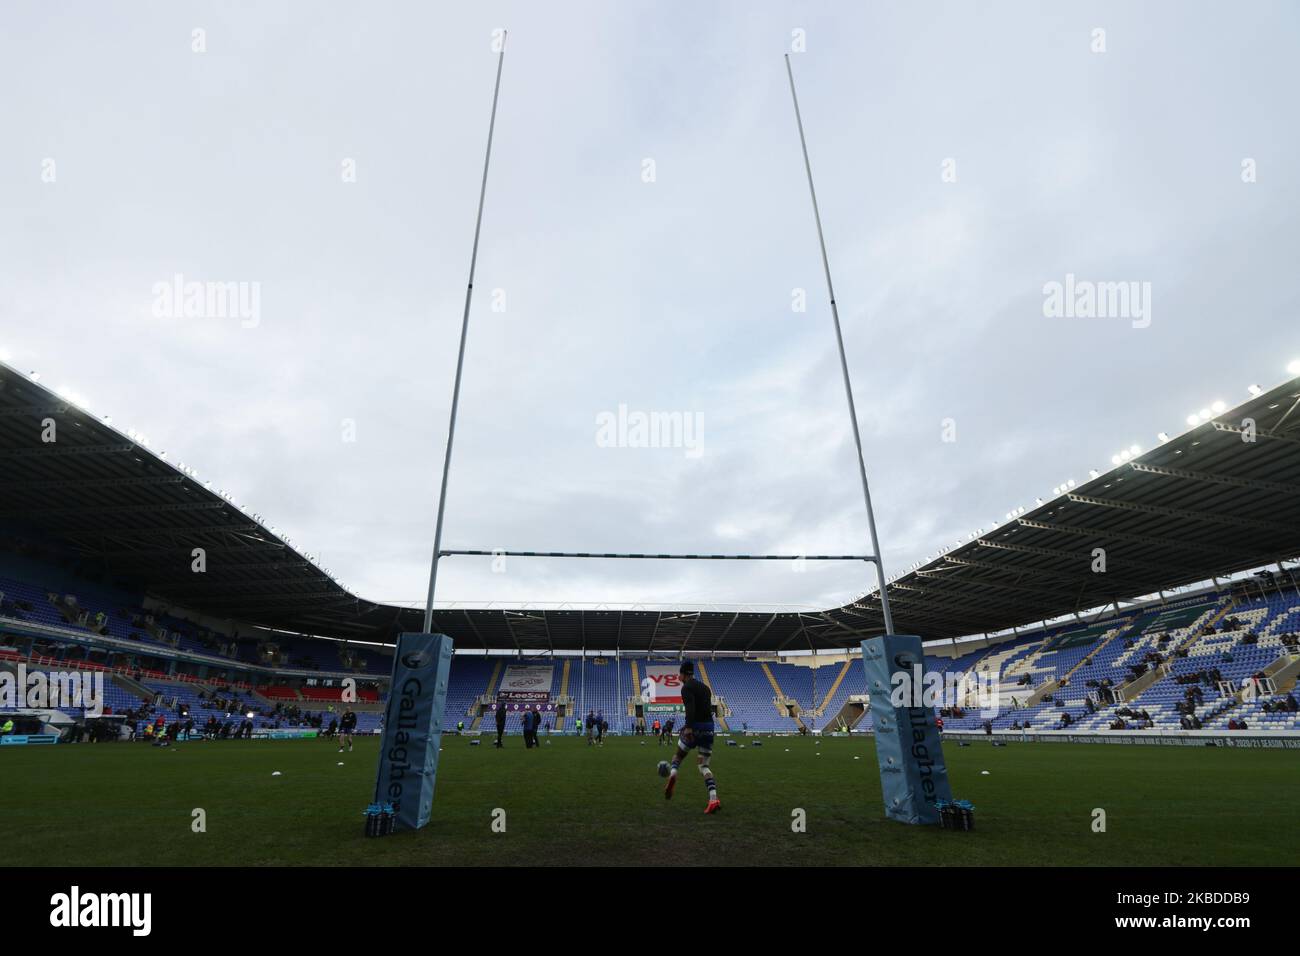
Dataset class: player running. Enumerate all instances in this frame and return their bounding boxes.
[662,661,720,814]
[338,708,357,753]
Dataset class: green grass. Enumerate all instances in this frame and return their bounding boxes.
[1,735,1294,866]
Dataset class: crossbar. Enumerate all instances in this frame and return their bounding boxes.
[440,549,877,562]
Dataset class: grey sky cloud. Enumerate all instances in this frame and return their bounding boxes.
[2,1,1297,622]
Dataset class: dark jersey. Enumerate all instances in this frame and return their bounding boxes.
[680,678,713,725]
[341,711,357,731]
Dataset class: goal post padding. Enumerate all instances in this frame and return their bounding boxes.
[860,635,953,824]
[373,632,454,831]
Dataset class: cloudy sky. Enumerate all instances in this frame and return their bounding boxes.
[2,1,1297,615]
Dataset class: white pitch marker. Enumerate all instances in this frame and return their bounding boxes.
[272,771,282,776]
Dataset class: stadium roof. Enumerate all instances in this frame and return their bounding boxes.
[2,361,1299,653]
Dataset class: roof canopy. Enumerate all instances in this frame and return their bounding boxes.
[3,363,1298,651]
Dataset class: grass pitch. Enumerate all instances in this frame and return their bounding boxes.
[2,734,1294,866]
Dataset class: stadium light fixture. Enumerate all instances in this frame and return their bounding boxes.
[1185,414,1199,426]
[1157,432,1169,442]
[28,371,39,382]
[1288,359,1300,375]
[1089,469,1100,478]
[1210,400,1226,414]
[1198,408,1211,421]
[1128,444,1141,456]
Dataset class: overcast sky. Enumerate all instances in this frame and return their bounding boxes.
[2,1,1297,614]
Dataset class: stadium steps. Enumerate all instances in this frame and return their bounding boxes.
[1272,655,1300,694]
[965,644,996,675]
[1025,675,1062,707]
[825,698,868,731]
[1259,651,1300,695]
[759,662,804,729]
[1003,640,1048,676]
[1024,627,1113,706]
[813,660,852,717]
[627,659,638,713]
[1002,639,1052,687]
[695,660,727,731]
[484,659,505,696]
[759,661,783,699]
[1107,600,1239,708]
[1117,664,1166,703]
[468,660,506,732]
[110,672,155,704]
[1054,623,1130,689]
[1174,597,1238,655]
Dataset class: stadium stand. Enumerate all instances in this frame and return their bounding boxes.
[4,532,1300,740]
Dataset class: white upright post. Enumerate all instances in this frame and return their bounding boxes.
[784,55,895,634]
[424,35,508,633]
